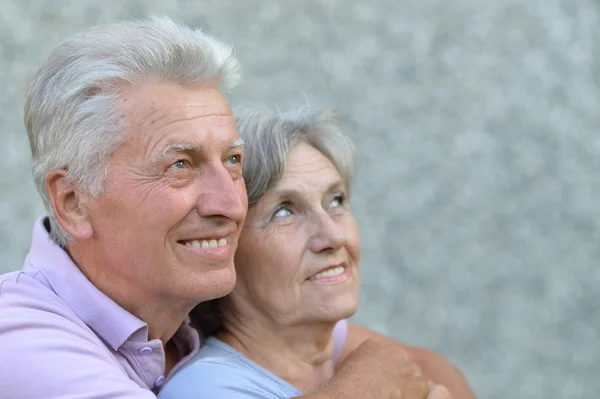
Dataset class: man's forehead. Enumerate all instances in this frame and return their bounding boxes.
[121,82,233,123]
[126,101,233,127]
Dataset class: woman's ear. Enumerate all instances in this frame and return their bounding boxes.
[45,169,94,240]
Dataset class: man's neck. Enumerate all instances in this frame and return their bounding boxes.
[218,309,337,394]
[67,244,193,345]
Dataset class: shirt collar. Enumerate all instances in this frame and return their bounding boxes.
[24,216,147,350]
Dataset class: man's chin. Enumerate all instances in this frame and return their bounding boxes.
[192,265,237,302]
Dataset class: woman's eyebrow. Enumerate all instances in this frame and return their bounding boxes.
[270,179,344,201]
[325,180,345,193]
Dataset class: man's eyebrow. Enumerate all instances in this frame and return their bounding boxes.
[150,143,201,165]
[158,143,201,160]
[230,138,244,150]
[154,138,244,163]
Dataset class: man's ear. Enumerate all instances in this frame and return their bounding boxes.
[45,169,94,240]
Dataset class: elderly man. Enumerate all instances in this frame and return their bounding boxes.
[0,17,469,399]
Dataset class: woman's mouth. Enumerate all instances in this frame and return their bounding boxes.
[307,263,349,284]
[308,265,346,280]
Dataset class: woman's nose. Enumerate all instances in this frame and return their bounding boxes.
[308,211,345,253]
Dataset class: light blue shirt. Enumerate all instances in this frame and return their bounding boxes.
[159,320,348,399]
[158,337,301,398]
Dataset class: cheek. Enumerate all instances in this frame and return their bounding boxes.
[235,229,300,290]
[236,178,249,208]
[98,178,198,232]
[234,232,267,275]
[346,218,362,263]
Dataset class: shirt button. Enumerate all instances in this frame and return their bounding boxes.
[138,347,153,356]
[154,375,165,388]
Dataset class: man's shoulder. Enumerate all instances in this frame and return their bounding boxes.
[1,268,50,304]
[1,268,70,313]
[0,267,96,345]
[0,269,146,398]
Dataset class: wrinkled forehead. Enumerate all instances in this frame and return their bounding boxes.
[120,81,233,127]
[115,82,238,155]
[280,142,343,183]
[251,143,345,207]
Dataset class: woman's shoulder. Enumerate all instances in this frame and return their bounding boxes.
[158,337,300,399]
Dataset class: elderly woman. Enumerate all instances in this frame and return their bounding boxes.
[0,15,467,398]
[158,106,473,399]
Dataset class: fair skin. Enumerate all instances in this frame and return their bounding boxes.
[45,81,442,398]
[218,143,460,398]
[219,142,361,393]
[342,323,477,399]
[46,81,248,373]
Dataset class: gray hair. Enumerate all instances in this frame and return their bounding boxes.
[234,105,358,205]
[24,16,241,246]
[189,105,358,336]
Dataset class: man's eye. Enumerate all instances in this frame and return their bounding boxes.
[171,160,187,169]
[227,154,242,165]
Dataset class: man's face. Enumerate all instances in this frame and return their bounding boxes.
[84,81,247,305]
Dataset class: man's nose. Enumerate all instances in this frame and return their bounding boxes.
[195,163,247,223]
[308,211,346,253]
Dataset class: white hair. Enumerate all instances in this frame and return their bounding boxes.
[190,104,358,335]
[24,17,241,246]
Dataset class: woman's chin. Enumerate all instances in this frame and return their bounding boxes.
[315,294,360,322]
[339,299,360,320]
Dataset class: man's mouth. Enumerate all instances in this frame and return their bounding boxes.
[178,236,230,249]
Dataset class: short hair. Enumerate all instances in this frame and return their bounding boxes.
[190,104,358,336]
[234,105,358,205]
[24,16,241,246]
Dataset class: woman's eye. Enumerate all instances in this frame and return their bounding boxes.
[171,160,187,169]
[330,194,345,208]
[272,205,292,219]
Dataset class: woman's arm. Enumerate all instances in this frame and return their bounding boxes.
[337,322,477,399]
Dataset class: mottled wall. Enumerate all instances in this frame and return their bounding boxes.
[1,1,598,398]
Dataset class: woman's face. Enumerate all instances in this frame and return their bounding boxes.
[231,142,361,326]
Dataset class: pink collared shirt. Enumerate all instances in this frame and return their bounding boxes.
[0,216,201,398]
[0,216,349,398]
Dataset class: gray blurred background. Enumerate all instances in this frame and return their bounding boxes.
[1,0,598,398]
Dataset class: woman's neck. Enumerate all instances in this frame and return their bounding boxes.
[217,315,338,394]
